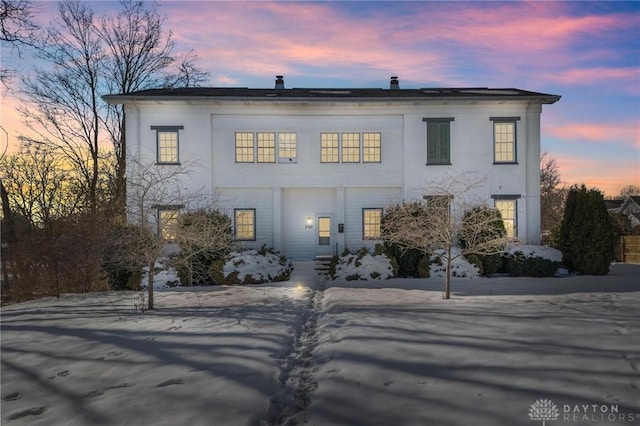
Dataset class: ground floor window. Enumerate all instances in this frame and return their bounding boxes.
[157,206,181,240]
[492,196,519,239]
[235,209,256,240]
[363,208,383,239]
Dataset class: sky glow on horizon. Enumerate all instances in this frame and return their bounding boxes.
[1,1,638,195]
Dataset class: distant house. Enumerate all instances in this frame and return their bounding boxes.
[104,76,560,259]
[614,196,640,228]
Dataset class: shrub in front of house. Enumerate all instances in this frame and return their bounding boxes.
[557,185,617,275]
[207,246,292,285]
[501,251,560,277]
[330,247,394,280]
[458,205,507,277]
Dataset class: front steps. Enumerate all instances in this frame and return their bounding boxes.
[313,255,333,278]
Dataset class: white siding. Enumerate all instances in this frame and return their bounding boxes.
[281,188,336,259]
[125,97,547,255]
[344,187,403,252]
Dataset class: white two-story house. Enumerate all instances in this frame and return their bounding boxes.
[105,76,560,259]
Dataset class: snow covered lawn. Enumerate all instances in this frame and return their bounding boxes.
[2,263,640,426]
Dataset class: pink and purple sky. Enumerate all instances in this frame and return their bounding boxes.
[1,1,638,196]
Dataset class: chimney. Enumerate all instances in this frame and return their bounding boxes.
[390,76,399,90]
[275,75,285,89]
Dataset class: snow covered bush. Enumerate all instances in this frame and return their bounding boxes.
[140,258,181,290]
[331,248,394,281]
[430,249,480,279]
[208,246,292,285]
[502,245,563,277]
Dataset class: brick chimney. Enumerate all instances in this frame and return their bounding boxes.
[275,75,285,89]
[390,76,399,90]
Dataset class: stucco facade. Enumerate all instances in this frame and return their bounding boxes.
[105,78,560,259]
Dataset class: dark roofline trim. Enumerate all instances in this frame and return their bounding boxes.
[103,87,561,105]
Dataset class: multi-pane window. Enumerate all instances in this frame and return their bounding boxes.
[424,118,453,165]
[152,125,183,164]
[363,208,383,239]
[278,133,297,162]
[234,209,256,240]
[493,197,518,239]
[341,133,361,163]
[257,132,276,163]
[158,208,180,240]
[363,133,381,163]
[321,133,339,163]
[235,132,255,163]
[492,117,519,163]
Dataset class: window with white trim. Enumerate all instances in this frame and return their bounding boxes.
[234,209,256,240]
[363,208,383,239]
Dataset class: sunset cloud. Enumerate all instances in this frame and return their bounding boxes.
[1,0,637,197]
[553,154,639,196]
[545,122,639,149]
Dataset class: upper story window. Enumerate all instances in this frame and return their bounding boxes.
[279,133,297,162]
[491,117,520,163]
[341,133,361,163]
[492,194,521,239]
[321,133,339,163]
[363,133,381,163]
[152,125,183,164]
[236,132,296,163]
[234,208,256,240]
[321,132,381,163]
[257,132,276,163]
[363,208,383,239]
[235,132,255,163]
[423,118,454,165]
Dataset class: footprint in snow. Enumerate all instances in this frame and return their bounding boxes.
[8,407,47,420]
[3,392,22,401]
[83,390,104,398]
[157,379,185,387]
[49,370,70,379]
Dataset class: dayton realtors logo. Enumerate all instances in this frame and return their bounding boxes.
[529,399,560,425]
[529,399,639,424]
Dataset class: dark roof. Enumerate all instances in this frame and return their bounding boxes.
[104,86,561,104]
[605,199,625,210]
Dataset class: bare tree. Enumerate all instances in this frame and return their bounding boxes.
[18,0,208,217]
[619,185,640,198]
[540,152,566,233]
[382,172,508,299]
[0,142,82,228]
[19,0,104,214]
[97,0,208,216]
[0,0,39,87]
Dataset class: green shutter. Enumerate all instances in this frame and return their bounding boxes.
[427,121,450,164]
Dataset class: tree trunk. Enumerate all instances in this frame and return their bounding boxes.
[444,244,452,299]
[147,259,154,310]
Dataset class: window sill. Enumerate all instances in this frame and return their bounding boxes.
[493,162,519,165]
[426,162,452,166]
[156,162,181,166]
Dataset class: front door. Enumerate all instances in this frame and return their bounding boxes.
[317,216,333,256]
